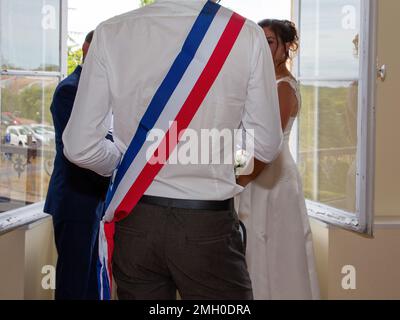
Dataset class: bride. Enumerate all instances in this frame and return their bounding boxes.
[238,19,320,300]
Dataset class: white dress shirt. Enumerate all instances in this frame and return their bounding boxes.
[63,0,283,201]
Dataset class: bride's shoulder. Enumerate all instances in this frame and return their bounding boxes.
[276,76,301,111]
[277,75,298,85]
[277,76,299,93]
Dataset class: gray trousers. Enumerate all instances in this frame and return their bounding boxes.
[112,200,253,300]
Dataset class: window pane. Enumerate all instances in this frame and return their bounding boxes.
[299,0,360,78]
[0,76,57,213]
[298,81,358,213]
[0,0,61,72]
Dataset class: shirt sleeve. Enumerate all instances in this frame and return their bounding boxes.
[63,26,122,177]
[241,26,283,164]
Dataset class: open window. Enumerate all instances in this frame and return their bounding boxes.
[291,0,377,235]
[0,0,67,229]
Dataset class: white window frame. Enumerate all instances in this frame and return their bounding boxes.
[292,0,377,235]
[0,0,68,234]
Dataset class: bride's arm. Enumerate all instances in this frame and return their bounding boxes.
[237,158,267,187]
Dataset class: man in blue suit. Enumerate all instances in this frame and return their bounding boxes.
[45,31,110,300]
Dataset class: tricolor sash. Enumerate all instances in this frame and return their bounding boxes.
[97,1,246,300]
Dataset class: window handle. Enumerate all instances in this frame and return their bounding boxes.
[377,64,387,82]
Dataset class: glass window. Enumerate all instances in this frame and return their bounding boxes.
[298,80,358,213]
[299,0,360,79]
[0,0,63,217]
[0,76,58,213]
[0,0,61,72]
[293,0,376,234]
[297,0,361,214]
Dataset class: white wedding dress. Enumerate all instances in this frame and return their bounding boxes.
[238,77,320,300]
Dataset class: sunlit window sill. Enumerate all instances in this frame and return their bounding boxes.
[0,202,49,235]
[310,215,400,230]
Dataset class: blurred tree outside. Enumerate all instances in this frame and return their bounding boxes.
[68,46,83,75]
[140,0,154,6]
[67,35,83,75]
[298,83,358,212]
[1,81,56,126]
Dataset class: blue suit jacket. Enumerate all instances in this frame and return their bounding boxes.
[45,66,110,223]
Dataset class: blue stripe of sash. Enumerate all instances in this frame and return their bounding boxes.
[97,257,111,300]
[105,1,221,210]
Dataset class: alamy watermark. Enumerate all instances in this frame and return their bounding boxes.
[341,265,357,290]
[144,121,255,175]
[41,5,57,30]
[342,5,357,30]
[41,265,56,290]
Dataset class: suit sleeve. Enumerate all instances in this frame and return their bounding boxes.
[51,85,77,134]
[63,25,122,177]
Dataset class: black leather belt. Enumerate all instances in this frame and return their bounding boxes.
[140,195,233,211]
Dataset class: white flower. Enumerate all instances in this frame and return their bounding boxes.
[235,149,250,176]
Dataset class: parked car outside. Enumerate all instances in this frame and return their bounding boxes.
[5,125,37,147]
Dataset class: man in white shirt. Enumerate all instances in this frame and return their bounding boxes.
[63,0,282,300]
